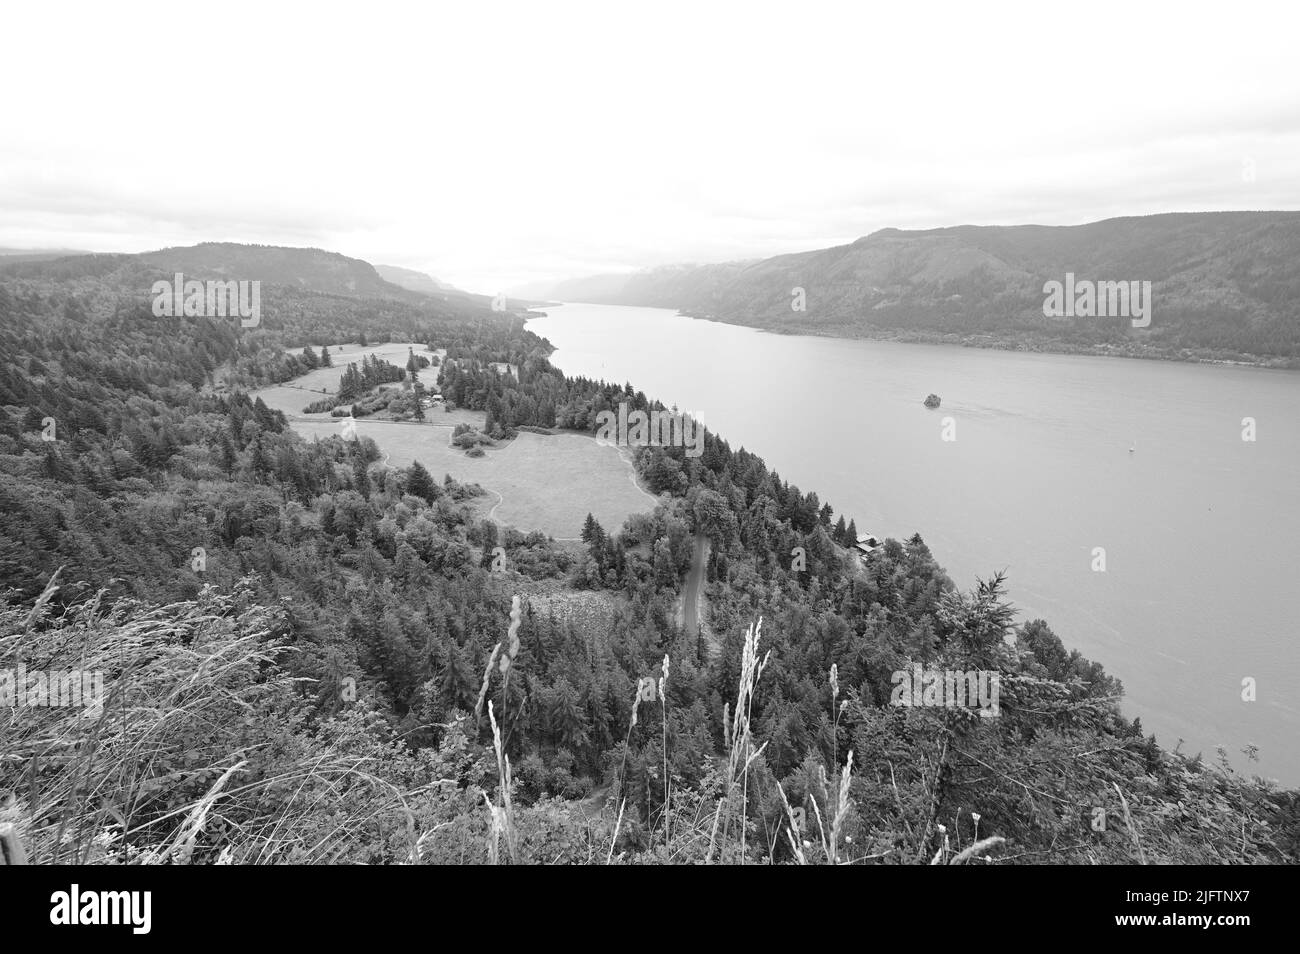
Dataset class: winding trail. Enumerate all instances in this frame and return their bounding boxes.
[679,533,710,643]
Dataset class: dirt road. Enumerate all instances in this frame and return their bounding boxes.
[680,533,709,637]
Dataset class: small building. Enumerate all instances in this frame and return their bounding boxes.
[855,532,882,556]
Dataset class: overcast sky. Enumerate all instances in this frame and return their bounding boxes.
[3,0,1298,294]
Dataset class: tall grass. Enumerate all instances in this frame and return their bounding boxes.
[483,701,518,864]
[659,654,670,847]
[480,596,524,863]
[706,617,769,863]
[1,573,456,864]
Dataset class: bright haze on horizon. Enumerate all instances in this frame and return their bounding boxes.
[2,0,1298,294]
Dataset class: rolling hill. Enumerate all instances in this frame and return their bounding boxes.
[528,212,1300,364]
[375,264,454,296]
[0,242,517,334]
[138,242,414,300]
[0,246,95,263]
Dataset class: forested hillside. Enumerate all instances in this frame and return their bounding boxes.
[2,247,1296,865]
[139,243,418,301]
[376,264,459,297]
[532,212,1300,365]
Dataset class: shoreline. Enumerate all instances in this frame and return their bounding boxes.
[527,301,1300,371]
[526,301,1300,785]
[672,309,1300,371]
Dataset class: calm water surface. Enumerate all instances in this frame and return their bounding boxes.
[527,303,1300,784]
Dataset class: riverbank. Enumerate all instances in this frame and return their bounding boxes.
[675,310,1300,370]
[528,301,1300,785]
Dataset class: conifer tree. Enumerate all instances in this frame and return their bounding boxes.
[406,461,438,504]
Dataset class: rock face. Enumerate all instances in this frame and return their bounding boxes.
[924,393,941,408]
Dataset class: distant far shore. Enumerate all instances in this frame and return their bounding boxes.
[674,309,1300,371]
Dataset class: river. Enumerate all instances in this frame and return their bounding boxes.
[526,302,1300,784]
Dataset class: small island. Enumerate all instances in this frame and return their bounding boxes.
[924,393,942,408]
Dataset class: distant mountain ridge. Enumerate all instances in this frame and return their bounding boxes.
[0,247,94,263]
[529,212,1300,364]
[139,242,415,301]
[0,242,509,328]
[375,264,455,296]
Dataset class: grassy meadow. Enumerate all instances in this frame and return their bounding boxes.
[254,343,655,539]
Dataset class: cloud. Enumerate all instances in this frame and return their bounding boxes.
[2,0,1298,293]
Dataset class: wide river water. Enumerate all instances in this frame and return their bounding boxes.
[527,303,1300,784]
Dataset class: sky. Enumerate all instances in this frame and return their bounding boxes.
[2,0,1298,294]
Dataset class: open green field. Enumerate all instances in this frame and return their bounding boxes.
[253,343,656,539]
[292,418,655,539]
[255,342,439,418]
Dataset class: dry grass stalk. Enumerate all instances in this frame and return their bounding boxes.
[775,782,808,865]
[485,701,518,864]
[1113,782,1147,865]
[3,577,432,864]
[949,835,1006,865]
[473,642,502,726]
[709,617,769,863]
[606,798,626,864]
[659,654,670,846]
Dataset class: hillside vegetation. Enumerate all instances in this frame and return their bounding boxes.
[2,244,1296,865]
[536,212,1300,365]
[375,264,456,297]
[139,243,416,301]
